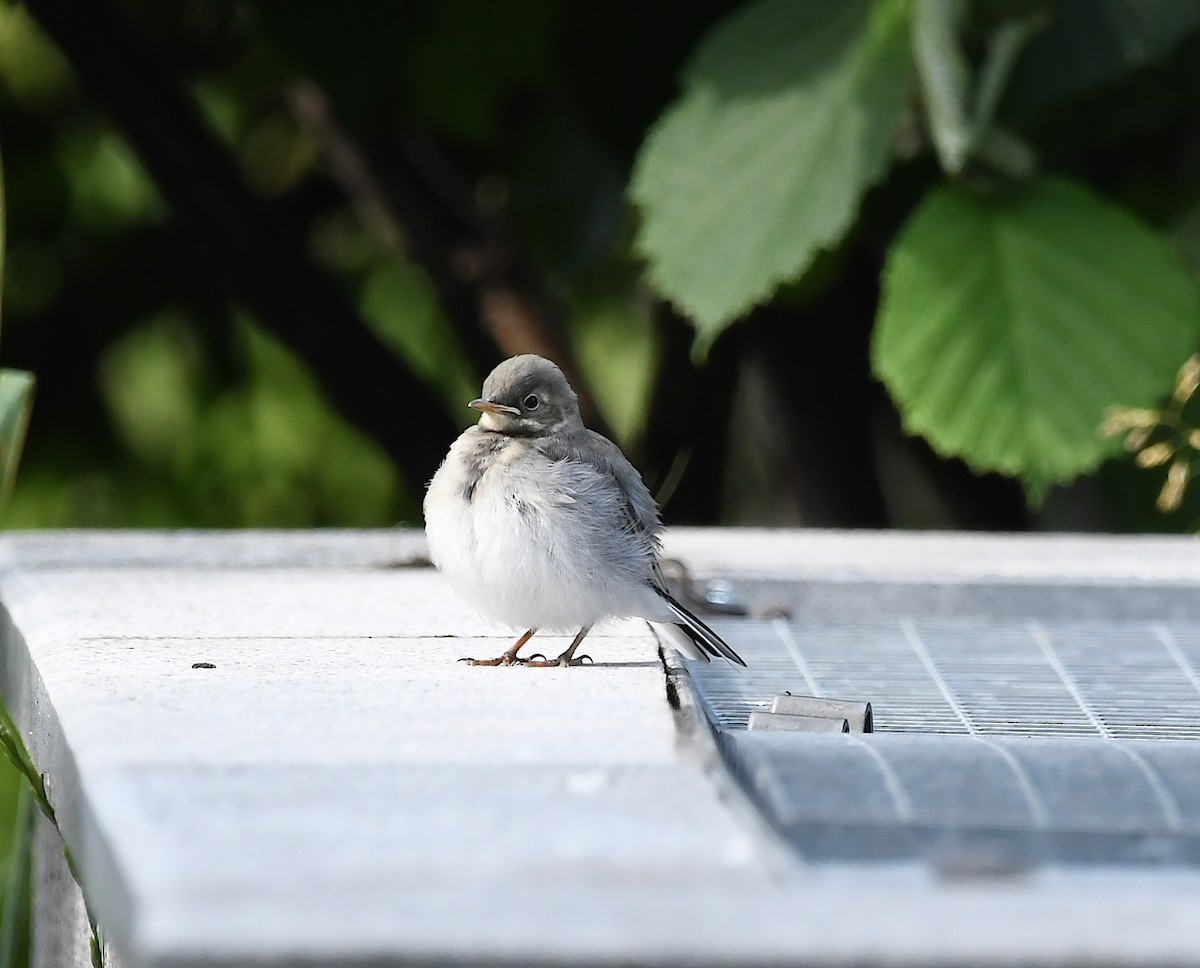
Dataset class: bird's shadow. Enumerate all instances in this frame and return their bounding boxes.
[578,660,661,669]
[456,659,662,670]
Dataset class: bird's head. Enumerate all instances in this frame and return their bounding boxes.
[469,354,582,437]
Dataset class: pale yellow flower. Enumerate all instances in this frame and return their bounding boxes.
[1099,407,1160,438]
[1158,458,1189,513]
[1136,442,1175,468]
[1174,354,1200,404]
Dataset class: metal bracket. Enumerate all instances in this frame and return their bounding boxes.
[747,694,874,734]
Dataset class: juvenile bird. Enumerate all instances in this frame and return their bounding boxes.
[423,354,746,668]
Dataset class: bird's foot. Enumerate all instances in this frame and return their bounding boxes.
[524,653,594,668]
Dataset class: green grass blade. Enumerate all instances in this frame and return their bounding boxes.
[0,785,32,968]
[0,705,53,826]
[0,372,34,510]
[0,139,6,338]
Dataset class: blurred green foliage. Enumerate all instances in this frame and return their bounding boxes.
[0,0,663,528]
[633,0,1200,500]
[0,0,1199,530]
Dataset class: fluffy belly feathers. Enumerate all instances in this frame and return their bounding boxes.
[424,437,654,630]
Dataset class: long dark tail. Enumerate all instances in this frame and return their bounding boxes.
[656,587,747,667]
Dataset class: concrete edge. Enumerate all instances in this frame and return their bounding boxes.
[655,637,802,884]
[662,528,1200,583]
[0,584,139,966]
[3,528,1200,583]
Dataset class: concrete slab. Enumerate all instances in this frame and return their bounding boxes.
[0,531,771,968]
[3,530,1200,968]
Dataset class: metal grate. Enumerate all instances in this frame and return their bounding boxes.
[681,617,1200,866]
[688,618,1200,741]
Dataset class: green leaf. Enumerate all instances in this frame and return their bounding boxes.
[873,176,1200,502]
[631,0,912,350]
[0,371,33,510]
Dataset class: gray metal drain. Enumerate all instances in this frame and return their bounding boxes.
[680,615,1200,866]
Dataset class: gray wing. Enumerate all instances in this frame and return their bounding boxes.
[530,429,662,575]
[541,430,746,667]
[581,430,662,541]
[538,430,661,540]
[545,429,670,587]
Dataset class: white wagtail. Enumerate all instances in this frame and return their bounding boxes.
[423,354,746,668]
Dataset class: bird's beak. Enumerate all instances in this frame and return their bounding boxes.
[469,399,521,416]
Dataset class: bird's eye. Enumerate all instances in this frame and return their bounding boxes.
[522,394,540,411]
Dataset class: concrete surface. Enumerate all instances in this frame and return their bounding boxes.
[2,530,1200,967]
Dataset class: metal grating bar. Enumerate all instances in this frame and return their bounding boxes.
[973,735,1050,828]
[848,734,915,822]
[900,620,978,735]
[1027,622,1113,739]
[1110,743,1184,831]
[913,619,1095,737]
[1155,623,1200,697]
[772,617,820,695]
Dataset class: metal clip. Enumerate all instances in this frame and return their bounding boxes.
[744,694,874,733]
[747,711,850,733]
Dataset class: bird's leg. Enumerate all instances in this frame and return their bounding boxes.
[526,626,593,668]
[458,628,538,666]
